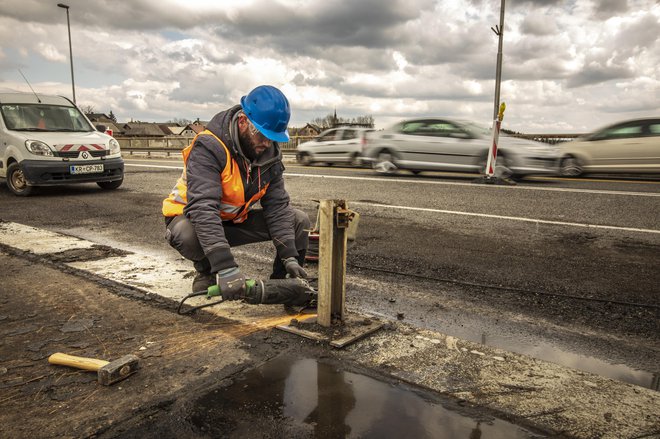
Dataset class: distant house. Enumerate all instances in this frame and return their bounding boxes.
[122,122,167,137]
[99,122,123,136]
[181,122,205,137]
[86,113,113,123]
[293,123,322,136]
[166,126,186,136]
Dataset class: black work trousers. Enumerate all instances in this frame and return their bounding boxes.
[165,208,310,278]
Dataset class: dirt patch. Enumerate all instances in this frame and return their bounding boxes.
[48,245,131,263]
[0,252,287,438]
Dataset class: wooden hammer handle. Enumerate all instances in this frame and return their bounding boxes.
[48,353,109,372]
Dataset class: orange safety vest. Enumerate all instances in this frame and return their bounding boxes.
[162,130,269,223]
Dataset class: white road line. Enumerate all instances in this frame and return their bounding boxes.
[283,173,660,198]
[126,163,182,170]
[351,201,660,235]
[125,163,660,197]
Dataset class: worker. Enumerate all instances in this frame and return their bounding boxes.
[162,85,310,300]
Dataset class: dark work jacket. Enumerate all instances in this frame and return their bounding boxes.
[183,105,297,272]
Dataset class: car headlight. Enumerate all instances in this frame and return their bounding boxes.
[25,140,54,157]
[109,138,121,155]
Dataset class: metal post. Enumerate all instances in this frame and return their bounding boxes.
[57,3,76,104]
[317,199,349,327]
[481,0,509,181]
[492,0,505,121]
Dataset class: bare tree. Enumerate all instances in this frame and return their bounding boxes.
[79,104,96,115]
[312,113,374,129]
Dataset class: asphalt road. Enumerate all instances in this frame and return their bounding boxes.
[1,157,658,389]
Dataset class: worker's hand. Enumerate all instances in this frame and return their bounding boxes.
[283,257,307,279]
[216,267,246,300]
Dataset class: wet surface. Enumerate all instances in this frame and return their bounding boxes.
[348,272,660,391]
[186,356,541,438]
[398,307,660,390]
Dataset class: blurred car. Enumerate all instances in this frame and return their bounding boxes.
[362,118,560,178]
[296,127,373,166]
[559,118,660,177]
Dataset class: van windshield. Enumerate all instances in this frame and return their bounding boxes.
[0,103,93,132]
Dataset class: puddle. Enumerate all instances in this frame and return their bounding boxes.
[187,356,540,438]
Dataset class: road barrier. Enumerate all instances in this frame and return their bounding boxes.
[116,133,581,156]
[116,136,314,156]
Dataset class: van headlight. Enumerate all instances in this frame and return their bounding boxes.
[109,138,121,155]
[25,140,54,157]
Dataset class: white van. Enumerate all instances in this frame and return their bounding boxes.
[0,92,124,196]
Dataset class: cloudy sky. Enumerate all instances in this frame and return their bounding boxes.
[0,0,658,133]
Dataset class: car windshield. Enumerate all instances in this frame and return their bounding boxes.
[0,103,93,132]
[455,121,490,137]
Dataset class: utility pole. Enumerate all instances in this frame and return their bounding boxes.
[474,0,514,185]
[57,3,76,104]
[492,0,505,121]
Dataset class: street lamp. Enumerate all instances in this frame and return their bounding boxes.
[57,3,76,104]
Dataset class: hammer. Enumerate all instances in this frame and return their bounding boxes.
[48,353,139,385]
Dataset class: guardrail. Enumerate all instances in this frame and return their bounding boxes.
[116,136,313,156]
[510,133,584,144]
[117,133,583,155]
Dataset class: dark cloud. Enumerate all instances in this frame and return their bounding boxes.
[211,0,432,54]
[519,12,559,36]
[566,62,634,88]
[592,0,629,20]
[615,12,660,51]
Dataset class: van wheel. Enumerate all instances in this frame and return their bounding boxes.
[6,163,34,196]
[97,179,123,190]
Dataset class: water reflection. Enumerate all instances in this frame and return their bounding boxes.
[190,356,537,438]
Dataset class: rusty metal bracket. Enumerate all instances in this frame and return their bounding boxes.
[336,207,355,229]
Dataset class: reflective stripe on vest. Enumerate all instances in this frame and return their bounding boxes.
[161,130,270,223]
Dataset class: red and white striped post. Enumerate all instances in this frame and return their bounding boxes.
[484,102,506,177]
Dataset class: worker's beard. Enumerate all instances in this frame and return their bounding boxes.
[239,132,261,161]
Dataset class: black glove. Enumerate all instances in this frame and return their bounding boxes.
[216,267,246,300]
[283,257,307,279]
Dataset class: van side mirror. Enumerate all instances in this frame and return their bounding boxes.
[95,124,107,132]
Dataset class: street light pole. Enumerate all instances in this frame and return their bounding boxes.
[57,3,76,104]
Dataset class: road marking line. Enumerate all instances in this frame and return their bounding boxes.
[283,173,660,197]
[351,201,660,234]
[126,163,182,170]
[125,163,660,197]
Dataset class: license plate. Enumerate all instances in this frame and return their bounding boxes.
[69,164,104,175]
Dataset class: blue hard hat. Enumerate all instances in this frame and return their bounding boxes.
[240,85,291,142]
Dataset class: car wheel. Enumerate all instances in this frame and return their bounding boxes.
[373,151,397,174]
[560,156,583,177]
[297,152,312,166]
[477,152,512,177]
[6,163,34,196]
[97,179,123,190]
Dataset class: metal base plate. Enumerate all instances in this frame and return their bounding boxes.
[276,313,383,348]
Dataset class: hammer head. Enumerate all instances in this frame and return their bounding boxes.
[98,354,139,385]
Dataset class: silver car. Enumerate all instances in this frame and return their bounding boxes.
[559,118,660,176]
[362,118,560,178]
[296,127,373,166]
